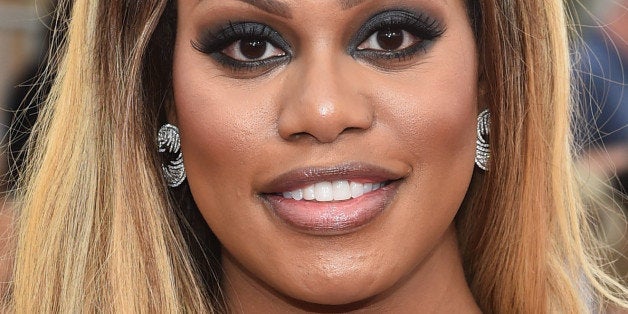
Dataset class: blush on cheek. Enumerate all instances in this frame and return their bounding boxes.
[372,83,477,162]
[173,58,280,159]
[175,89,260,159]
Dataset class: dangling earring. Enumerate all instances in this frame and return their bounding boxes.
[158,123,186,187]
[475,109,490,171]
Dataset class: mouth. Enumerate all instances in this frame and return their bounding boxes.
[280,180,391,201]
[259,162,406,235]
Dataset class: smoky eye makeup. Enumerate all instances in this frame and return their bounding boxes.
[191,21,291,72]
[349,9,446,64]
[191,8,445,74]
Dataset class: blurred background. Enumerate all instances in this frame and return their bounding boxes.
[0,0,626,296]
[0,0,52,300]
[0,0,48,138]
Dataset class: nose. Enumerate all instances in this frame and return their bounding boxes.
[277,56,374,143]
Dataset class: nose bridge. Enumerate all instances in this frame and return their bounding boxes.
[278,53,373,143]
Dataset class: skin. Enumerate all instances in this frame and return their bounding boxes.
[607,0,628,57]
[173,0,482,312]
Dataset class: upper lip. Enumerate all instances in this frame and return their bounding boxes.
[260,162,407,194]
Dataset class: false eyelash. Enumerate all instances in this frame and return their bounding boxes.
[191,21,291,72]
[349,9,446,60]
[356,10,445,45]
[191,21,289,55]
[190,9,445,73]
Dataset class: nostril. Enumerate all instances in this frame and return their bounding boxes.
[342,126,371,136]
[285,126,372,144]
[288,132,311,141]
[278,108,375,143]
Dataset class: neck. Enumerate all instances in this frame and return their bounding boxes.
[222,225,481,313]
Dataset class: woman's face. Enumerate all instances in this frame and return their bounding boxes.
[173,0,478,308]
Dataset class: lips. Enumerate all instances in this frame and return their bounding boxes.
[259,162,406,234]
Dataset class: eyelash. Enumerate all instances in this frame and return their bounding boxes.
[191,22,291,72]
[351,10,445,62]
[191,9,445,72]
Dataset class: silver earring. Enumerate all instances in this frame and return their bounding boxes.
[158,123,186,187]
[475,109,490,171]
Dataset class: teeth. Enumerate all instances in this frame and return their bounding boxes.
[281,180,386,202]
[303,185,315,200]
[314,182,333,202]
[350,182,364,198]
[333,180,351,201]
[291,189,303,201]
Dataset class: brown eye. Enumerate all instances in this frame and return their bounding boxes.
[357,28,420,52]
[240,39,267,59]
[376,28,404,50]
[222,38,285,61]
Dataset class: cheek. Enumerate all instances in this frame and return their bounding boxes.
[370,34,479,235]
[375,53,478,170]
[172,41,281,174]
[384,85,476,157]
[171,49,277,231]
[173,77,268,158]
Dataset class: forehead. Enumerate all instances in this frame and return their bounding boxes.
[177,0,466,33]
[182,0,458,17]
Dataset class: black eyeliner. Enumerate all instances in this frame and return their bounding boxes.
[191,21,291,71]
[348,9,446,57]
[210,52,288,72]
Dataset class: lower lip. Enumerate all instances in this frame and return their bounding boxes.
[261,181,399,235]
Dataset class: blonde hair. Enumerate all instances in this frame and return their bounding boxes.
[457,0,628,312]
[4,0,628,312]
[9,0,215,312]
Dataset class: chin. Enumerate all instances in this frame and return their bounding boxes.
[305,284,376,305]
[272,263,394,307]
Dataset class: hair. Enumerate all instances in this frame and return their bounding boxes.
[3,0,627,312]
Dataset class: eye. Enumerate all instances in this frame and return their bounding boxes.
[357,27,421,52]
[222,38,286,61]
[349,10,445,65]
[191,22,291,74]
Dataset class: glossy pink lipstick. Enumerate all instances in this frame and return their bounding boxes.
[259,163,404,235]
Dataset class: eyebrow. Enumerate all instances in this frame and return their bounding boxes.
[229,0,370,18]
[233,0,293,18]
[337,0,368,10]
